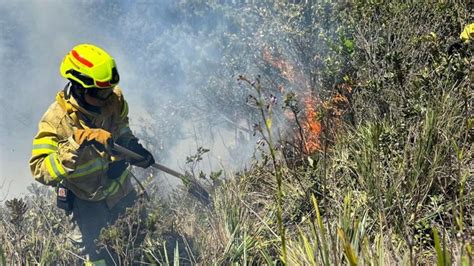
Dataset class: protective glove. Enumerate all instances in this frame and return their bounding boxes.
[127,139,155,168]
[73,128,113,151]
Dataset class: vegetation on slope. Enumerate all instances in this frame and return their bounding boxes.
[1,1,472,265]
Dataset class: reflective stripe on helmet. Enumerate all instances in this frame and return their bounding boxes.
[71,50,94,68]
[96,80,111,88]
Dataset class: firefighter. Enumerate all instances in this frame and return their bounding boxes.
[29,44,155,265]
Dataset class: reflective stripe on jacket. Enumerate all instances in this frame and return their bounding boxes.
[29,86,136,208]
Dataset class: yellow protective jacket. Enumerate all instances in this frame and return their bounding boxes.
[29,86,136,208]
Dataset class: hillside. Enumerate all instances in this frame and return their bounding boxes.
[0,2,472,265]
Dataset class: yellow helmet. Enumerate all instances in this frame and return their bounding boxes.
[460,23,474,43]
[60,44,120,89]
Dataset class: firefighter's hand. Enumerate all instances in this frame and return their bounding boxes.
[73,128,113,151]
[128,139,155,168]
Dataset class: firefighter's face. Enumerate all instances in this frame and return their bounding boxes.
[84,87,113,107]
[84,92,107,107]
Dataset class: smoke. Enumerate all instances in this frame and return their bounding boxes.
[0,1,262,199]
[0,0,114,198]
[1,0,339,199]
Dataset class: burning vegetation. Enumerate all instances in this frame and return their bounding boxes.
[263,45,354,154]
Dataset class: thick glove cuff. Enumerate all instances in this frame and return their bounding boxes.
[127,139,155,168]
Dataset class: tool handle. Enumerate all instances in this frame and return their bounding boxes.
[113,143,210,205]
[113,143,185,179]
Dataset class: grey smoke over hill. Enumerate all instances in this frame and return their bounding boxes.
[0,1,264,198]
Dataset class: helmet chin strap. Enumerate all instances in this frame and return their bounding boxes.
[63,82,72,100]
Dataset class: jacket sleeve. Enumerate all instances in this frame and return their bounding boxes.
[113,93,138,147]
[29,118,80,186]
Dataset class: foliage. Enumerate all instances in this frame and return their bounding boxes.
[1,1,472,265]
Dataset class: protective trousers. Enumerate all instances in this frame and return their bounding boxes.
[70,190,145,265]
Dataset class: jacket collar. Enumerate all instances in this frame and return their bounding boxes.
[56,90,98,118]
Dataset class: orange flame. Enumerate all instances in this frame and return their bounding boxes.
[262,46,306,87]
[302,94,322,153]
[262,46,352,154]
[262,47,295,82]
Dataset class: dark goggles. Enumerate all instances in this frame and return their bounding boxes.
[86,87,114,100]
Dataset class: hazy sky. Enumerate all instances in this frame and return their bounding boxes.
[0,0,253,199]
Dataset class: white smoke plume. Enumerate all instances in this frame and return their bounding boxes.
[0,0,268,199]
